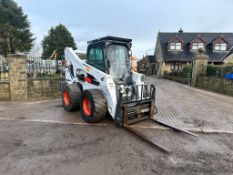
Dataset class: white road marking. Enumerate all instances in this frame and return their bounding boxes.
[0,117,167,130]
[0,118,111,126]
[0,117,232,133]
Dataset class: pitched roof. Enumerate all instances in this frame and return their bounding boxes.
[157,32,233,62]
[190,36,206,44]
[147,55,155,63]
[168,36,184,43]
[222,46,233,60]
[138,55,155,64]
[210,36,229,44]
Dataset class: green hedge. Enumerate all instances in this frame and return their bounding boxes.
[163,65,192,84]
[207,64,233,77]
[164,65,192,78]
[196,76,233,96]
[164,75,190,84]
[180,64,192,77]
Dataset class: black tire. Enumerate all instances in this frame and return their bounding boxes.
[62,83,81,111]
[80,89,107,123]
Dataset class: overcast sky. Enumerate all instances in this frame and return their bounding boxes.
[15,0,233,58]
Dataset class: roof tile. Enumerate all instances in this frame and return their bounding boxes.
[158,32,233,62]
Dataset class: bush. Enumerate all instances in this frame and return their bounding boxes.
[163,71,169,76]
[168,65,192,77]
[169,71,180,76]
[207,64,233,77]
[207,65,220,76]
[33,72,61,79]
[180,65,192,78]
[223,65,233,74]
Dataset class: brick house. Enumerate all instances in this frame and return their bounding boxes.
[137,55,155,75]
[155,29,233,76]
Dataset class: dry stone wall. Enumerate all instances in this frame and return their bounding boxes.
[7,55,28,101]
[0,55,61,101]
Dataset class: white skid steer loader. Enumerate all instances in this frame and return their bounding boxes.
[61,36,197,152]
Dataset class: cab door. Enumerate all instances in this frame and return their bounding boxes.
[87,46,105,72]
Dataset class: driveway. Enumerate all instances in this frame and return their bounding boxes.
[146,77,233,133]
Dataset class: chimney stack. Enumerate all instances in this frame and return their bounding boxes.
[178,28,183,33]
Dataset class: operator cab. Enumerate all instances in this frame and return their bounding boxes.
[86,36,132,84]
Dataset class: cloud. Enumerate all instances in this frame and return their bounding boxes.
[15,0,233,58]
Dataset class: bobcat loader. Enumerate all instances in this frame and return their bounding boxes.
[61,36,196,152]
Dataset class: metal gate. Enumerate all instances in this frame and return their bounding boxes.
[27,60,63,99]
[0,65,10,100]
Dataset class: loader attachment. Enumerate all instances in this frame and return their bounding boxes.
[121,84,197,153]
[121,84,156,125]
[121,84,170,153]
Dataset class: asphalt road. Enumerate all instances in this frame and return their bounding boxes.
[0,119,232,175]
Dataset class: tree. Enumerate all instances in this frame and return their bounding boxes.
[42,24,77,59]
[29,42,42,59]
[0,0,34,56]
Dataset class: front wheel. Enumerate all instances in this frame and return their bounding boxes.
[80,89,107,123]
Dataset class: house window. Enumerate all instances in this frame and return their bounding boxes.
[170,62,182,71]
[169,43,182,51]
[214,43,227,51]
[192,43,204,50]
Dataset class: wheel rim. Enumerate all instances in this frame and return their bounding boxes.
[63,91,70,106]
[82,97,91,116]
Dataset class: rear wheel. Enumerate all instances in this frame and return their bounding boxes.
[62,83,81,111]
[80,89,107,123]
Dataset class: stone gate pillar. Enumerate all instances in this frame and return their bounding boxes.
[191,49,208,86]
[7,54,28,101]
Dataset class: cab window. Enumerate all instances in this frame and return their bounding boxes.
[87,47,105,72]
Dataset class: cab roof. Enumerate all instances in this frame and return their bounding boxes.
[87,36,132,44]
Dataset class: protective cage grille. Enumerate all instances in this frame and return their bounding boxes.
[120,84,156,104]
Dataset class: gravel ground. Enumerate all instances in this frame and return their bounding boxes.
[0,120,232,175]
